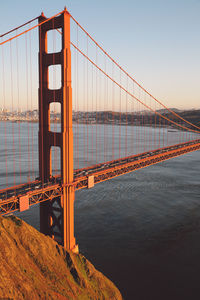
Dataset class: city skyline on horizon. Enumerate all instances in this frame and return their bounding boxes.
[0,0,199,111]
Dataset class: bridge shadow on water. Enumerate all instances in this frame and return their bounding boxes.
[17,150,200,300]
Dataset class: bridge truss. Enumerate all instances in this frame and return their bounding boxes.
[0,8,199,251]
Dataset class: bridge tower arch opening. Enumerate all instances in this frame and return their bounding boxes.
[38,8,78,252]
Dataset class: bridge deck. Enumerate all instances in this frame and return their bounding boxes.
[0,139,200,215]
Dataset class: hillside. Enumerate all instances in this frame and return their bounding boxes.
[0,215,122,300]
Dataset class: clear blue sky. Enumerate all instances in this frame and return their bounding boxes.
[1,0,200,109]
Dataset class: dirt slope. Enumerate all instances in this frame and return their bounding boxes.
[0,215,122,300]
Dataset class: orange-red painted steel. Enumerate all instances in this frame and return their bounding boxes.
[69,14,200,132]
[1,10,200,255]
[38,9,77,251]
[1,141,200,217]
[70,42,199,135]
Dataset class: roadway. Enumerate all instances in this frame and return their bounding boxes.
[0,139,200,215]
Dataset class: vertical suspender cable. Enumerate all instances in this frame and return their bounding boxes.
[73,36,76,170]
[91,63,94,164]
[131,81,134,155]
[96,45,98,164]
[76,25,79,169]
[112,63,114,160]
[1,39,8,190]
[16,30,22,183]
[125,75,128,157]
[25,34,30,183]
[86,35,89,166]
[83,50,86,166]
[104,54,106,163]
[10,40,16,187]
[39,26,44,186]
[119,70,121,159]
[99,62,101,163]
[29,27,35,180]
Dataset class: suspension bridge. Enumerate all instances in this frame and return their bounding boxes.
[0,8,199,252]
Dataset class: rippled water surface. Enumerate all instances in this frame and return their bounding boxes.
[16,150,200,300]
[2,122,200,299]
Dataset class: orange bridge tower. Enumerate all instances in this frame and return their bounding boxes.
[38,9,78,253]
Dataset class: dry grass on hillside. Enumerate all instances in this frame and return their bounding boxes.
[0,215,122,300]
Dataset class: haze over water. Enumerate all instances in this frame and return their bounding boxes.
[0,122,200,299]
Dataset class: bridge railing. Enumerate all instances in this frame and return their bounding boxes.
[0,10,200,191]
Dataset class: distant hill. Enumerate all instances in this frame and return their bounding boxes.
[162,109,200,128]
[156,108,183,114]
[0,215,122,300]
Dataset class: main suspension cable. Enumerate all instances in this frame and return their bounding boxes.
[69,12,200,131]
[71,42,200,135]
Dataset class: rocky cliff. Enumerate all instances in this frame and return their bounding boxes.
[0,215,122,300]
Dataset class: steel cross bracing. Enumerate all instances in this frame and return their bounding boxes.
[1,8,200,251]
[0,139,200,215]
